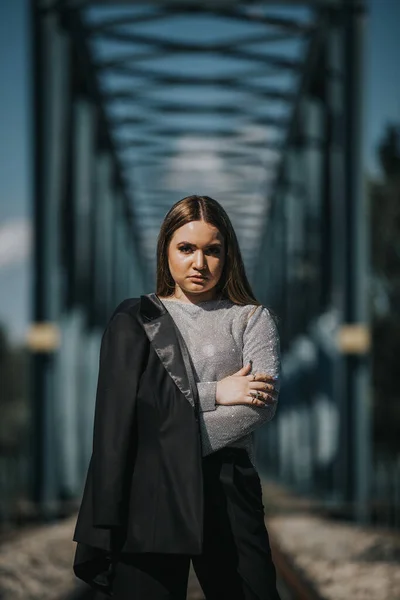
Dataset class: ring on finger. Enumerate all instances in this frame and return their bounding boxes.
[252,372,257,381]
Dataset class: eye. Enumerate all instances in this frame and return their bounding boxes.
[178,245,192,253]
[177,245,222,255]
[207,246,221,256]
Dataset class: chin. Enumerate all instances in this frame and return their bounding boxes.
[187,284,209,292]
[191,284,218,295]
[181,281,210,292]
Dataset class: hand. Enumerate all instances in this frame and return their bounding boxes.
[215,362,278,408]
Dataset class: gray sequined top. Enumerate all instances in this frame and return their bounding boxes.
[159,297,281,467]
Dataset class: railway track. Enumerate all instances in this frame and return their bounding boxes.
[68,544,325,600]
[271,536,325,600]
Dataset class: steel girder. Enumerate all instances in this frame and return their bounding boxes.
[35,0,342,272]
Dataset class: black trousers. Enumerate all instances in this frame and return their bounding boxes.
[111,448,281,600]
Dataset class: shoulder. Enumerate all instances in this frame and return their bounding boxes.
[110,297,141,319]
[103,297,143,336]
[233,303,276,326]
[230,305,279,343]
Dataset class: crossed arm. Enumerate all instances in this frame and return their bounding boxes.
[196,306,281,455]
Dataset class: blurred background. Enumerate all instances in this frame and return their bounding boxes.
[0,0,400,598]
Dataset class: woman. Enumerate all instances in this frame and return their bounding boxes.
[73,195,281,600]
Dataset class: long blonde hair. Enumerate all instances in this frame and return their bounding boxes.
[156,195,261,313]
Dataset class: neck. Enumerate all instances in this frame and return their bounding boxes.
[169,288,221,305]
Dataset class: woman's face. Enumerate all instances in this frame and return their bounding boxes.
[167,220,225,300]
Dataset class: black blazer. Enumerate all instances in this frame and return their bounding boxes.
[72,293,204,594]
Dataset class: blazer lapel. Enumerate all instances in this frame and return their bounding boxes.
[137,293,199,411]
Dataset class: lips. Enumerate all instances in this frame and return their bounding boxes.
[189,275,206,280]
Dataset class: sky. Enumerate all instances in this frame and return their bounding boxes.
[0,0,400,344]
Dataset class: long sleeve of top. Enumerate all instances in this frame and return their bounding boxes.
[160,298,281,466]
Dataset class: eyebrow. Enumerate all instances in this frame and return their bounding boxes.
[177,241,222,247]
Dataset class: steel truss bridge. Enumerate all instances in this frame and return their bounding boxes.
[31,0,370,526]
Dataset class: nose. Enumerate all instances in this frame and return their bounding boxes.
[193,250,206,270]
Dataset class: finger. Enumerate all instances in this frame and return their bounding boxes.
[235,363,252,376]
[249,382,276,392]
[249,391,277,405]
[245,395,266,407]
[264,393,278,404]
[247,372,278,383]
[260,374,278,382]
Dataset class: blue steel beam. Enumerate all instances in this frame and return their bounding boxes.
[31,0,149,519]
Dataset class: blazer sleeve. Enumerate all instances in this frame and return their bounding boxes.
[91,311,148,529]
[198,306,281,455]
